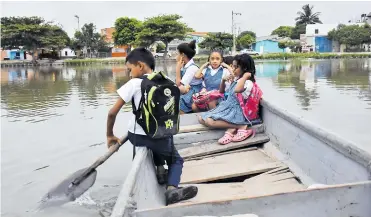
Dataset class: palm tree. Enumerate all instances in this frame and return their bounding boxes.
[295,4,322,25]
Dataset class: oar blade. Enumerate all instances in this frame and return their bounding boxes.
[39,168,97,208]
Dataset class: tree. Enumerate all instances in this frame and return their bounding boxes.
[290,24,306,39]
[198,32,233,51]
[237,30,256,39]
[237,34,255,49]
[295,4,322,25]
[72,23,110,57]
[137,14,193,58]
[278,41,288,52]
[328,24,371,48]
[155,42,166,52]
[271,26,294,37]
[113,17,142,51]
[1,16,70,61]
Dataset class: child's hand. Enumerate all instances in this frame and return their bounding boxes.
[221,62,229,68]
[185,85,191,93]
[223,74,234,82]
[200,88,207,94]
[201,62,209,69]
[107,135,121,149]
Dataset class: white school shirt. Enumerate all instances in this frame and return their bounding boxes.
[201,65,230,77]
[180,59,202,86]
[233,78,253,98]
[117,77,146,135]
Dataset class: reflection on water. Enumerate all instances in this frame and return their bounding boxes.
[1,59,371,217]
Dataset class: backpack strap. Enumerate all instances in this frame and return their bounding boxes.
[132,75,147,120]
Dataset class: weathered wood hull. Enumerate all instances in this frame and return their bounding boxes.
[110,100,371,217]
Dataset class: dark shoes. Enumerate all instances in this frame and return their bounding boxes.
[165,186,198,205]
[156,166,168,185]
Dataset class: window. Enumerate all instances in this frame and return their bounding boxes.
[65,51,68,56]
[315,29,319,34]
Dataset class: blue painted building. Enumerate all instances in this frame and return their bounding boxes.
[314,36,332,53]
[6,49,26,60]
[252,35,288,54]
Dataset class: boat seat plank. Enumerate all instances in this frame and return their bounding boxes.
[178,176,304,205]
[186,147,258,161]
[181,150,283,184]
[179,134,270,159]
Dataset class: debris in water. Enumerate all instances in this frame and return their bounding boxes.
[89,142,105,147]
[34,165,50,171]
[24,181,33,186]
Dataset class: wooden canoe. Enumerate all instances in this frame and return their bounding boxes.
[110,99,371,217]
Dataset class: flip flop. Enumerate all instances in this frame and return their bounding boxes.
[232,129,255,142]
[218,131,234,145]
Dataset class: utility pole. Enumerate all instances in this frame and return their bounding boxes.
[232,11,241,55]
[74,15,80,31]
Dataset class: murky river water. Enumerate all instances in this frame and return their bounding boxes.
[1,58,371,217]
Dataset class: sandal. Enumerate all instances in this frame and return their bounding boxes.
[232,129,255,142]
[218,132,234,145]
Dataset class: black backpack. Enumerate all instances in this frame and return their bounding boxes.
[132,71,180,139]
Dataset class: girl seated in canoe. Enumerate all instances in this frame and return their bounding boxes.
[191,50,234,112]
[198,54,262,145]
[175,40,203,114]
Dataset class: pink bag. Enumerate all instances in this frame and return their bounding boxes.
[193,90,224,110]
[236,82,263,120]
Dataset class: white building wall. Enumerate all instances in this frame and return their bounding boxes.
[306,24,338,36]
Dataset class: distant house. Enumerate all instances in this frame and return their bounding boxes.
[302,24,338,53]
[168,32,208,55]
[0,49,27,60]
[59,47,76,59]
[101,27,129,57]
[252,35,289,54]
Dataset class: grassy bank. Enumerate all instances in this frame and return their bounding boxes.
[194,52,371,62]
[2,53,371,67]
[64,57,127,64]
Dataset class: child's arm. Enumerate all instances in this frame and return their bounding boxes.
[106,98,125,148]
[219,74,233,93]
[235,73,252,93]
[179,85,191,94]
[175,60,183,86]
[221,62,234,74]
[194,62,209,79]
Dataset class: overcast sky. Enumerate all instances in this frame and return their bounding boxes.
[2,1,370,38]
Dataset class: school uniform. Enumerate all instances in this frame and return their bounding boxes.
[200,79,253,125]
[117,77,184,187]
[179,59,203,113]
[201,66,230,91]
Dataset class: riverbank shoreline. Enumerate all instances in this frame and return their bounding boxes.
[2,52,371,67]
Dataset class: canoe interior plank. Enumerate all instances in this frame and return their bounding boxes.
[179,124,210,134]
[180,150,283,184]
[178,177,304,205]
[175,124,265,148]
[186,147,258,161]
[179,133,270,159]
[135,181,371,217]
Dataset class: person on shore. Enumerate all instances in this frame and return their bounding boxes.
[198,54,259,145]
[106,47,198,205]
[191,50,234,112]
[175,40,203,114]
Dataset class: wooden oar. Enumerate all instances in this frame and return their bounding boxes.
[39,133,129,208]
